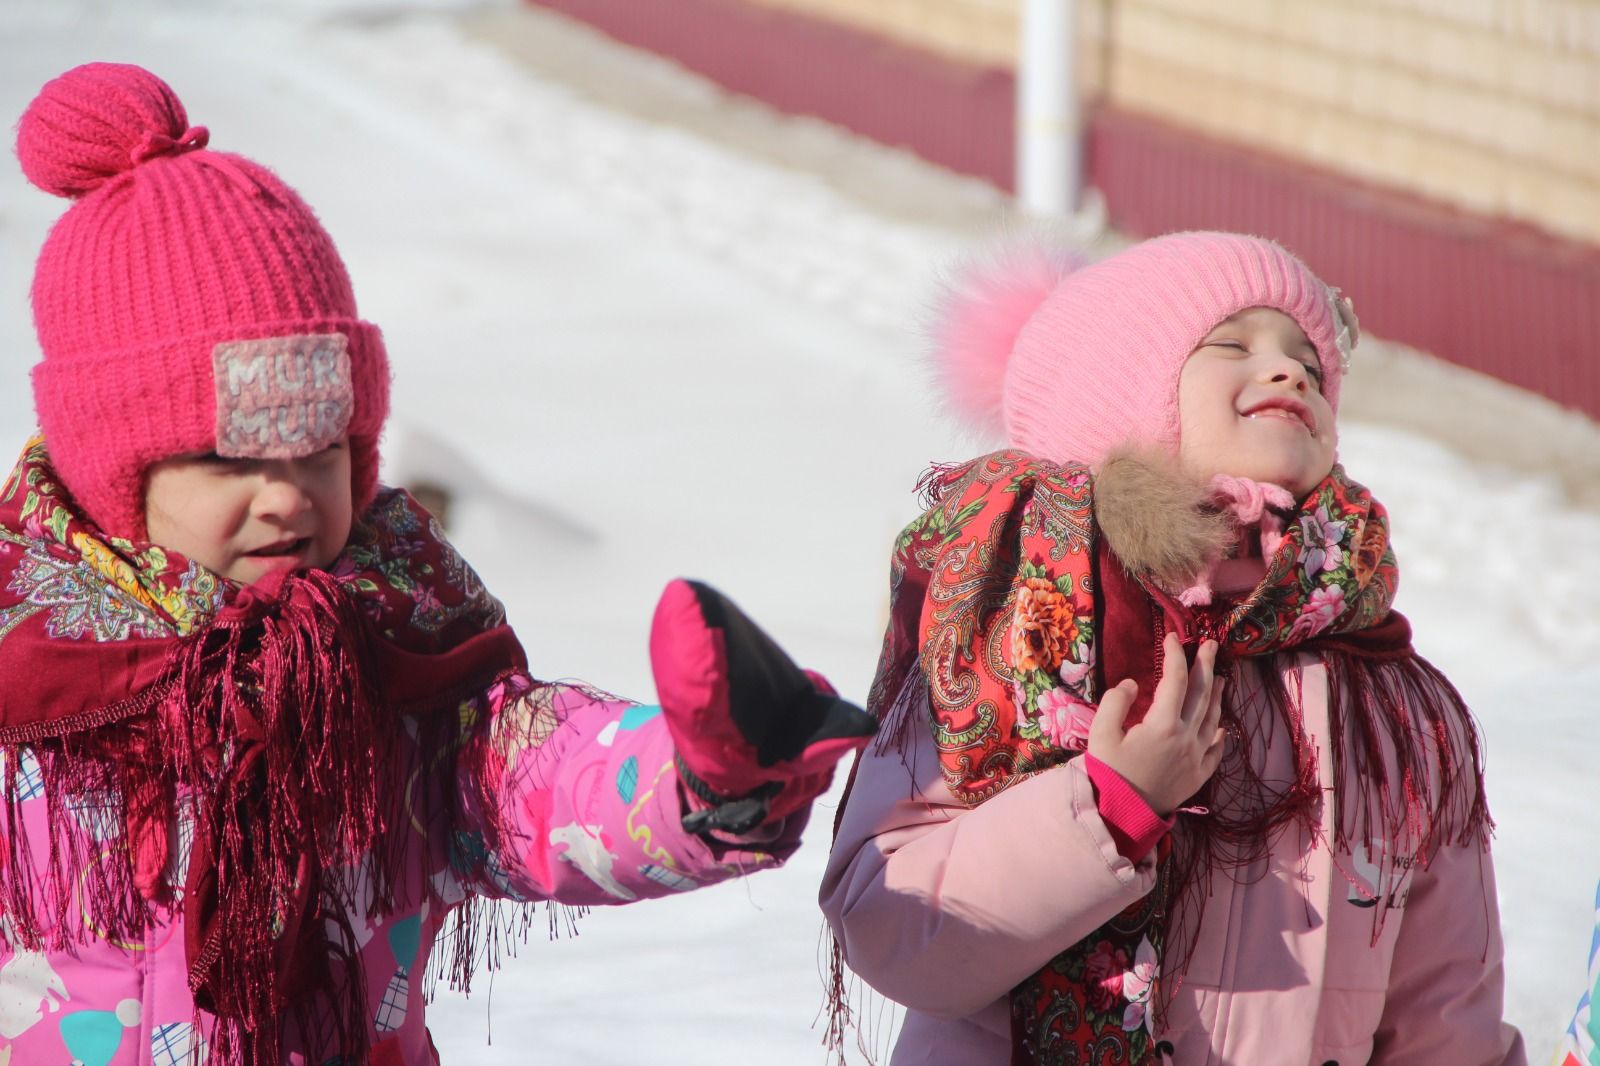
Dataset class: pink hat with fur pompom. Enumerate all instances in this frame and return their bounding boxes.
[931,231,1355,466]
[17,62,390,540]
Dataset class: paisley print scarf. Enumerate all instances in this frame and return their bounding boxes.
[845,450,1487,1065]
[0,434,525,1064]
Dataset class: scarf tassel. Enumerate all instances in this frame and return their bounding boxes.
[158,570,397,1065]
[426,675,595,1005]
[1322,647,1491,940]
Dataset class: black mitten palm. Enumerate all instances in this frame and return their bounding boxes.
[649,579,877,834]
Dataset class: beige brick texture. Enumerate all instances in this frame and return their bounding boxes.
[741,0,1018,67]
[755,0,1600,241]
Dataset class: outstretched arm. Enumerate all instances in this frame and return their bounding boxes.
[449,580,873,906]
[451,675,807,906]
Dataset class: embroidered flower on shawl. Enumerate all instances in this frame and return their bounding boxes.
[1012,577,1077,673]
[1036,685,1094,751]
[70,534,217,635]
[1121,936,1157,1033]
[1,543,172,643]
[1298,505,1346,582]
[411,581,444,615]
[1084,939,1129,1012]
[1286,585,1346,643]
[1059,652,1093,687]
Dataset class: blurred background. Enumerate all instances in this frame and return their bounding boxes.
[2,0,1597,1062]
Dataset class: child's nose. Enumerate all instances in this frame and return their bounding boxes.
[1264,351,1312,391]
[251,462,315,519]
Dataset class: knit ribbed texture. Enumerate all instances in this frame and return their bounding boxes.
[1084,753,1173,862]
[18,63,389,538]
[1005,232,1339,465]
[933,232,1342,467]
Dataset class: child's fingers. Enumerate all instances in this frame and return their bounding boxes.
[1199,675,1226,737]
[1180,641,1218,728]
[1146,633,1187,727]
[1202,725,1227,775]
[1090,679,1137,750]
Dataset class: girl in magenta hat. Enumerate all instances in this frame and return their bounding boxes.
[822,233,1524,1064]
[0,63,874,1065]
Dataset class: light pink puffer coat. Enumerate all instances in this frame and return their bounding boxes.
[822,654,1525,1066]
[0,678,803,1065]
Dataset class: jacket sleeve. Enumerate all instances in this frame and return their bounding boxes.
[1555,881,1600,1065]
[819,681,1160,1019]
[449,674,807,906]
[1369,837,1527,1065]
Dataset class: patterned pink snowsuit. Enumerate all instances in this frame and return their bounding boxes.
[0,677,802,1065]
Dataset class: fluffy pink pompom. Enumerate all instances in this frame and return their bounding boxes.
[929,243,1084,439]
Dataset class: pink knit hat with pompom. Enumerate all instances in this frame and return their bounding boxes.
[932,231,1355,465]
[18,63,390,539]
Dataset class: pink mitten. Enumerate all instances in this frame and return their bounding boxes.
[650,579,876,835]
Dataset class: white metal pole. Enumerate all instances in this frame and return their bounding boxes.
[1016,0,1080,216]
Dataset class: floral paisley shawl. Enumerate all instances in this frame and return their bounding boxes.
[855,450,1486,1066]
[0,433,525,1064]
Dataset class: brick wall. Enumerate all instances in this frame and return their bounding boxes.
[752,0,1600,245]
[741,0,1018,67]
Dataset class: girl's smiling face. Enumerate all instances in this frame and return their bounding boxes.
[143,440,354,584]
[1177,307,1337,498]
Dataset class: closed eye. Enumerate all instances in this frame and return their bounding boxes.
[308,443,346,464]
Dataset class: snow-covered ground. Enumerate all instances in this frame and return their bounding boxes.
[2,1,1597,1061]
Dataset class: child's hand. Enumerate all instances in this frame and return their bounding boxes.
[1087,633,1226,817]
[651,579,877,837]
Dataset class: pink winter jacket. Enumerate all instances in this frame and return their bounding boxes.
[821,653,1526,1066]
[0,678,803,1065]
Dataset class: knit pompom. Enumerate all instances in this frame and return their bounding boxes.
[17,63,200,200]
[929,242,1082,439]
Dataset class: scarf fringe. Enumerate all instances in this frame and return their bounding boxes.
[1322,647,1491,934]
[821,684,913,1066]
[820,925,900,1066]
[1,743,155,953]
[160,569,395,1065]
[429,675,600,999]
[0,570,399,1064]
[0,611,583,1065]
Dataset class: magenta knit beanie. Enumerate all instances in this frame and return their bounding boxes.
[931,231,1355,466]
[17,63,390,539]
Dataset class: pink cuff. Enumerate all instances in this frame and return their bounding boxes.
[1083,754,1173,862]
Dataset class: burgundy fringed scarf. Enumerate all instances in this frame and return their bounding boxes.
[839,450,1488,1066]
[0,435,525,1063]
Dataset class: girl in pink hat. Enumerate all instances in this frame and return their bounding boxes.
[822,232,1525,1064]
[0,63,874,1065]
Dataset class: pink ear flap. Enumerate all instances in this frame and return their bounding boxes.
[929,243,1084,440]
